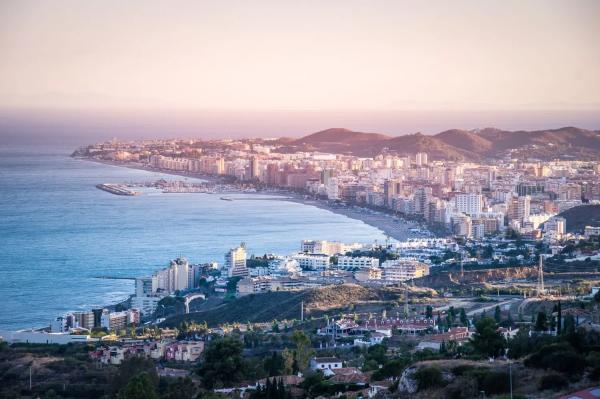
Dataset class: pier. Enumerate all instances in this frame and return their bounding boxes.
[96,183,140,196]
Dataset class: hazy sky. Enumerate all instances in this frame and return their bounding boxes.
[1,0,599,141]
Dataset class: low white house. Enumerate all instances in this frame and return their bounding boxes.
[310,357,342,370]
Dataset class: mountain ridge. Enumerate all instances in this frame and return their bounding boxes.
[284,126,600,160]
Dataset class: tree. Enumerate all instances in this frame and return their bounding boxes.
[535,312,548,332]
[117,372,159,399]
[557,301,562,335]
[436,312,443,331]
[482,245,494,259]
[563,314,576,335]
[459,308,468,326]
[161,377,196,399]
[494,305,502,323]
[113,357,158,393]
[292,331,314,371]
[272,320,280,333]
[198,336,246,389]
[264,352,284,377]
[425,305,433,319]
[470,317,506,358]
[281,348,294,375]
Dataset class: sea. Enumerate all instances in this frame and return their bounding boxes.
[0,145,388,330]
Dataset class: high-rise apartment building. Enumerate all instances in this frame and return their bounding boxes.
[507,195,531,224]
[413,187,432,216]
[226,243,248,278]
[455,193,483,216]
[150,257,190,294]
[248,157,260,180]
[415,152,428,166]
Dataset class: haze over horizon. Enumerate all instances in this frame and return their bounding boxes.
[1,0,599,144]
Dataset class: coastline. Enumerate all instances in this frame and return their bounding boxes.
[76,157,431,242]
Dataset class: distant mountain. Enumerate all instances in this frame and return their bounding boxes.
[435,129,493,153]
[285,126,600,160]
[290,128,391,153]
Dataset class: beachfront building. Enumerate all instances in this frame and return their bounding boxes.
[337,256,379,269]
[151,258,191,294]
[381,259,429,282]
[301,240,362,256]
[292,253,331,270]
[226,243,248,278]
[101,311,129,331]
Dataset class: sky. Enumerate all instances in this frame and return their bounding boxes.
[1,0,599,143]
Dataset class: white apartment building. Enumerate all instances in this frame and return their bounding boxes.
[101,311,128,331]
[381,260,430,282]
[292,253,331,270]
[152,258,190,294]
[300,240,361,256]
[131,295,162,316]
[455,193,483,215]
[268,257,301,276]
[337,256,379,269]
[226,243,248,278]
[236,276,273,295]
[135,276,155,297]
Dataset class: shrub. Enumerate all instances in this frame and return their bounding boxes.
[443,376,478,399]
[451,364,475,376]
[588,352,600,381]
[525,342,585,376]
[538,373,568,391]
[414,366,445,391]
[478,371,510,395]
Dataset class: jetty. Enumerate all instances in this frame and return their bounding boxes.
[96,183,140,196]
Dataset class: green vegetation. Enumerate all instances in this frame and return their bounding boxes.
[117,372,159,399]
[163,284,403,327]
[249,378,291,399]
[413,366,445,390]
[246,255,273,268]
[470,317,506,358]
[197,336,247,389]
[0,343,202,399]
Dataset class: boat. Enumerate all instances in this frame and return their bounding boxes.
[220,197,233,201]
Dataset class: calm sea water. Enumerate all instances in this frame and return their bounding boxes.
[0,146,387,330]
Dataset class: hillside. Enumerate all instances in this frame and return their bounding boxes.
[161,284,403,327]
[435,129,493,153]
[558,204,600,233]
[285,126,600,160]
[383,133,475,160]
[291,128,391,154]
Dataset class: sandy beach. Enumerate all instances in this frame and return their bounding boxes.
[77,157,432,242]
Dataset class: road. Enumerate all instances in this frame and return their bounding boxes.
[466,298,522,317]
